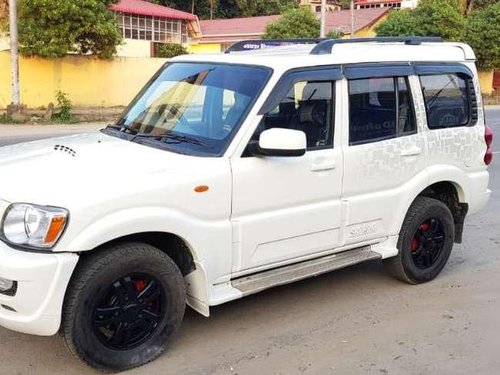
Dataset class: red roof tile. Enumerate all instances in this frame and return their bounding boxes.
[199,8,389,43]
[109,0,196,21]
[325,7,389,34]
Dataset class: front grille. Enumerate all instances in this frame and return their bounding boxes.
[0,281,18,297]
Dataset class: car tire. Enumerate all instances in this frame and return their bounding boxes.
[61,242,186,372]
[384,197,455,284]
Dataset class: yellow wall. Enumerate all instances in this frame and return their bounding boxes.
[353,14,389,38]
[187,43,223,54]
[0,36,8,51]
[116,39,152,58]
[0,52,167,108]
[478,70,494,95]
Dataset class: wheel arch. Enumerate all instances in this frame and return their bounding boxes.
[416,181,468,243]
[70,231,210,317]
[81,232,197,276]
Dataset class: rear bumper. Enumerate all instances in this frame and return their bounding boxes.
[467,170,491,216]
[0,241,78,336]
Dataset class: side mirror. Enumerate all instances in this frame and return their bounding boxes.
[249,128,307,157]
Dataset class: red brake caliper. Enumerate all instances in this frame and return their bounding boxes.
[134,279,146,293]
[411,221,430,252]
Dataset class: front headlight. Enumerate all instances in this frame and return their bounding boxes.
[1,203,69,249]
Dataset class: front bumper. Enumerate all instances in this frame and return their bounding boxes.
[0,241,78,336]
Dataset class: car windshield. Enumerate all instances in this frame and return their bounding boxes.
[110,62,271,156]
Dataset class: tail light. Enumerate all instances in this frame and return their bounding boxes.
[484,125,493,165]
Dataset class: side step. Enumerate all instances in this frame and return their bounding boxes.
[232,246,381,297]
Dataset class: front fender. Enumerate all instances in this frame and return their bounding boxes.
[55,206,233,317]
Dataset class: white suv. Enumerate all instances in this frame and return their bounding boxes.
[0,37,493,371]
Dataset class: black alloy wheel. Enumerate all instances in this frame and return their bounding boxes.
[62,242,186,372]
[384,197,455,284]
[409,218,446,270]
[92,273,166,351]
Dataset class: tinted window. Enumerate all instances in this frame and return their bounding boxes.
[253,81,334,150]
[398,77,416,135]
[349,77,416,145]
[420,74,470,129]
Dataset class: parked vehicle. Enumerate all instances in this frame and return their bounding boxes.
[0,37,492,372]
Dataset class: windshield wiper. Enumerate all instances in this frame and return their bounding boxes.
[105,124,139,135]
[133,132,207,146]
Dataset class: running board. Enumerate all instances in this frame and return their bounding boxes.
[232,247,381,297]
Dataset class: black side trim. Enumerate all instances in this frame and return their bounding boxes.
[0,281,18,297]
[259,67,341,115]
[468,77,479,126]
[248,141,305,157]
[344,63,414,79]
[454,203,469,243]
[414,63,474,78]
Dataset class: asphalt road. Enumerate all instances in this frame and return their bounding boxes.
[0,108,499,375]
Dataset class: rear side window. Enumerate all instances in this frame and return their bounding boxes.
[349,77,416,145]
[420,74,471,129]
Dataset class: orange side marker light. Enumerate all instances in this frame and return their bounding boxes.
[44,216,67,244]
[194,185,209,193]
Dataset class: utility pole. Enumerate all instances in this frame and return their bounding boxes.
[350,0,355,38]
[320,0,327,38]
[191,0,195,14]
[8,0,20,106]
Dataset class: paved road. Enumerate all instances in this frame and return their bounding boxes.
[0,109,499,375]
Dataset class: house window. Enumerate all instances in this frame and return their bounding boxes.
[116,13,188,44]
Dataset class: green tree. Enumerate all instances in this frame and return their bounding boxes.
[18,0,122,58]
[414,0,466,40]
[465,0,498,13]
[0,0,7,33]
[156,43,188,58]
[465,3,500,69]
[263,7,320,39]
[376,0,466,40]
[155,0,296,19]
[375,9,416,37]
[326,29,343,39]
[339,0,352,10]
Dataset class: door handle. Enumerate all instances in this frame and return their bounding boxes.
[310,162,336,172]
[401,147,422,157]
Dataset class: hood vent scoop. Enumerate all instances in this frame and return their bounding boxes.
[54,144,77,157]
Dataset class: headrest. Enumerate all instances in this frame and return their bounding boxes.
[377,91,396,108]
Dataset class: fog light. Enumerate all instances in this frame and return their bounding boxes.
[0,277,14,291]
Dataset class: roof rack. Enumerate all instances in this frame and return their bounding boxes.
[310,36,443,55]
[225,38,326,54]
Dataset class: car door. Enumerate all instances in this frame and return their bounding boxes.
[230,68,344,274]
[341,69,427,245]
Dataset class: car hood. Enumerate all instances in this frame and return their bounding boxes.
[0,131,197,206]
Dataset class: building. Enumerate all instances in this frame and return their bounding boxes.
[401,0,420,8]
[188,8,390,54]
[299,0,341,13]
[109,0,200,58]
[356,0,420,9]
[355,0,402,9]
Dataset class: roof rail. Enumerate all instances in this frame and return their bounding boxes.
[310,36,443,55]
[225,38,326,54]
